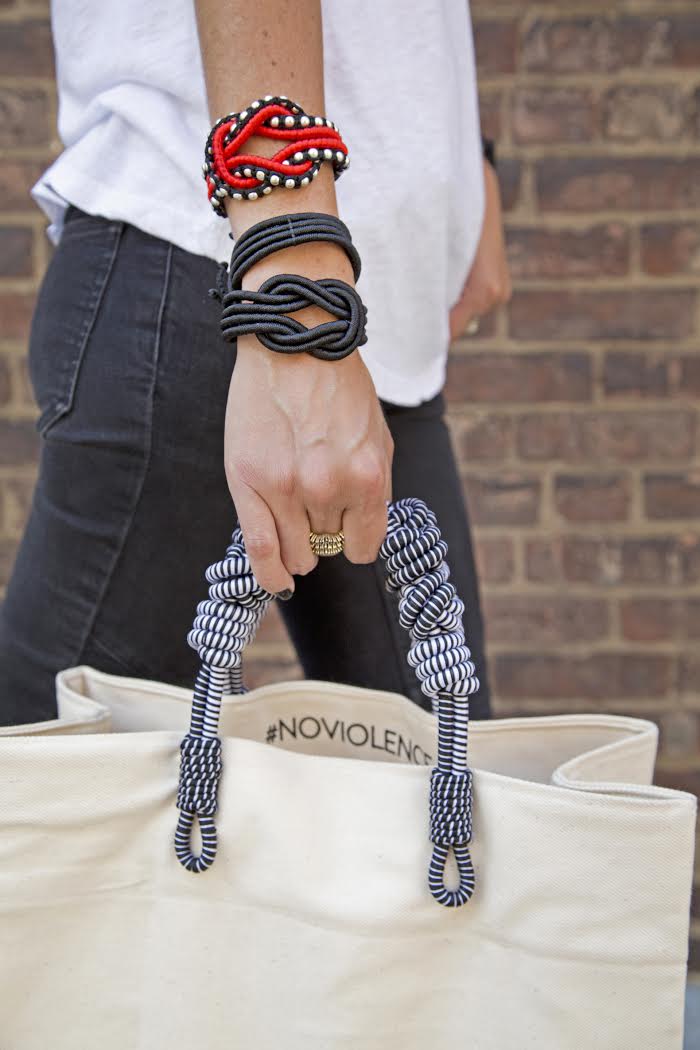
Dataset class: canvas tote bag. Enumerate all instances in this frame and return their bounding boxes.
[0,498,695,1049]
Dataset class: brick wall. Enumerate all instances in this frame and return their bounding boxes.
[1,0,699,958]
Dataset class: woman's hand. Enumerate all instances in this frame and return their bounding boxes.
[449,158,511,340]
[224,243,393,596]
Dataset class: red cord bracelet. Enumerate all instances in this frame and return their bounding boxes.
[203,95,350,215]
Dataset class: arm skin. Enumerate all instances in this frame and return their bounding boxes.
[449,158,512,341]
[196,0,393,596]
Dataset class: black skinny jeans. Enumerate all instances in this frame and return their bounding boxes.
[0,207,491,725]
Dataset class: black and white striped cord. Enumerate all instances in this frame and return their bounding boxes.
[174,533,272,872]
[175,497,478,907]
[381,499,478,907]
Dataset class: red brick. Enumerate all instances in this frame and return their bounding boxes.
[473,536,515,585]
[0,160,47,212]
[558,536,687,586]
[524,538,562,583]
[454,413,513,461]
[521,18,620,74]
[510,289,696,341]
[498,158,522,213]
[0,421,39,466]
[680,357,700,396]
[0,87,51,149]
[656,768,700,798]
[445,352,591,404]
[537,157,700,213]
[678,653,700,699]
[681,536,700,585]
[493,651,674,701]
[554,473,631,523]
[618,14,700,71]
[516,413,581,461]
[620,598,679,642]
[658,711,700,760]
[0,227,33,279]
[473,19,518,75]
[522,14,700,74]
[518,410,695,463]
[507,224,629,280]
[685,600,700,640]
[603,353,669,399]
[511,87,597,145]
[645,473,700,521]
[479,91,503,141]
[463,474,540,526]
[0,539,20,589]
[2,476,35,535]
[0,19,54,78]
[484,595,609,644]
[603,84,688,142]
[0,294,35,342]
[641,223,700,277]
[0,354,10,405]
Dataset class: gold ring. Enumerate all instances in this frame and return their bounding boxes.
[466,317,480,336]
[309,530,345,557]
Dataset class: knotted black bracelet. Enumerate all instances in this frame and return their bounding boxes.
[211,212,367,362]
[219,273,367,361]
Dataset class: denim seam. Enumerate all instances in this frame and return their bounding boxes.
[75,241,174,667]
[38,222,124,437]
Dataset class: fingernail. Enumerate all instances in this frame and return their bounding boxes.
[276,588,294,601]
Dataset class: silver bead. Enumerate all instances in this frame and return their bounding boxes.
[233,193,242,200]
[263,186,272,195]
[284,115,295,127]
[323,149,333,160]
[270,174,280,186]
[293,151,303,162]
[240,110,248,119]
[256,170,265,181]
[284,178,295,188]
[343,155,350,168]
[248,191,258,200]
[308,147,319,159]
[335,151,344,163]
[315,116,323,126]
[264,94,273,101]
[300,115,310,126]
[301,176,310,186]
[270,116,280,127]
[243,168,252,177]
[216,186,227,198]
[251,100,260,108]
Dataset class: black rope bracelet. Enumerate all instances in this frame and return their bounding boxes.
[219,273,367,361]
[217,212,362,295]
[211,212,367,362]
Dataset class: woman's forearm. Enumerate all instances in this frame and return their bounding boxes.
[195,0,341,239]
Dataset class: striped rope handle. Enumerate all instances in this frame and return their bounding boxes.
[174,497,479,907]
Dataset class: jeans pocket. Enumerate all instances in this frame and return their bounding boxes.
[28,212,123,437]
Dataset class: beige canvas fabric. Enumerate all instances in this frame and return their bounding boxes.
[0,665,695,1049]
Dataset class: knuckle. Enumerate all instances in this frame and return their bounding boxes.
[245,531,276,562]
[293,554,319,576]
[301,464,338,507]
[349,452,385,497]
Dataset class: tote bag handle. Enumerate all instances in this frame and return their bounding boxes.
[174,497,479,907]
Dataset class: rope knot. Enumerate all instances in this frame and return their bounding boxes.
[429,769,473,846]
[176,735,223,817]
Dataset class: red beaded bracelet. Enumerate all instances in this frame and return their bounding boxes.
[203,95,350,215]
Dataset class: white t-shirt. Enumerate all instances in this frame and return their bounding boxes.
[33,1,484,406]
